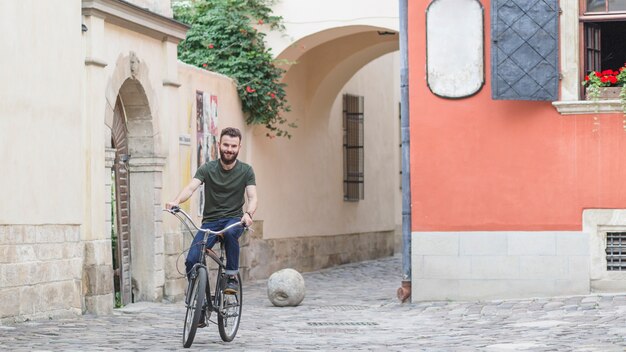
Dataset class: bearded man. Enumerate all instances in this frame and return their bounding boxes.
[166,127,257,295]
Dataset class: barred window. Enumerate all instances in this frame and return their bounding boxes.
[343,94,364,201]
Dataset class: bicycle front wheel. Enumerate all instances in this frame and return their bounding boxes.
[183,267,207,348]
[218,273,242,342]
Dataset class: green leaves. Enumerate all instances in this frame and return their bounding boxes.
[174,0,294,138]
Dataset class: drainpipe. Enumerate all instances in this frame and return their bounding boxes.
[396,0,412,303]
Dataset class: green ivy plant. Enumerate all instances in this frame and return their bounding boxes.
[173,0,295,138]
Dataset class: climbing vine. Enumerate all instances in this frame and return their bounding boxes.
[173,0,294,138]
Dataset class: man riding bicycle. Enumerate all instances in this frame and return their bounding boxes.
[166,127,257,294]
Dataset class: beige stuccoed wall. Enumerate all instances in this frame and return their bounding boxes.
[161,63,249,299]
[0,0,84,322]
[250,52,401,240]
[265,0,398,63]
[0,0,84,225]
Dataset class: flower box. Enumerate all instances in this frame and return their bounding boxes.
[586,86,622,100]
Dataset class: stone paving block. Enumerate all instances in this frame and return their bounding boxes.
[64,227,80,242]
[0,287,20,318]
[519,256,568,280]
[412,279,460,301]
[508,232,556,256]
[470,256,520,280]
[556,232,588,256]
[5,226,24,244]
[412,232,459,256]
[14,245,37,263]
[0,245,16,264]
[35,243,65,261]
[460,232,507,256]
[422,256,470,280]
[36,226,62,244]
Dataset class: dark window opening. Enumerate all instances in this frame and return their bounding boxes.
[584,21,626,75]
[343,94,364,201]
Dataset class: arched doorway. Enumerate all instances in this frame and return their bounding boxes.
[111,96,133,306]
[105,76,165,303]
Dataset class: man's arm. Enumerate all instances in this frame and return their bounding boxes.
[242,185,257,227]
[166,178,202,209]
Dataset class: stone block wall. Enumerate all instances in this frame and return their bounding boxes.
[163,230,187,302]
[411,231,590,301]
[0,225,83,323]
[240,221,395,281]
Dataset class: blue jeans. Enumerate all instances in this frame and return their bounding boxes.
[185,217,244,277]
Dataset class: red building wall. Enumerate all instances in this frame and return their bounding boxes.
[408,1,626,232]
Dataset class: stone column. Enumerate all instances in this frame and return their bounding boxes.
[128,155,166,301]
[82,13,114,315]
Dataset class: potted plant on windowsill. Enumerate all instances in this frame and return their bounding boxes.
[582,66,626,131]
[583,66,626,103]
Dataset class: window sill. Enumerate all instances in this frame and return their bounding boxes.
[552,100,624,115]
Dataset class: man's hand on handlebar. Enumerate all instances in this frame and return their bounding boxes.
[165,201,179,211]
[241,213,253,228]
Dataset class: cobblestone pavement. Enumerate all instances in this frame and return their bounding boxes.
[3,254,626,351]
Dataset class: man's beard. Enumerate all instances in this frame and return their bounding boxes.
[220,149,238,165]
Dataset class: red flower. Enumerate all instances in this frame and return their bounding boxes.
[615,71,620,75]
[602,69,613,75]
[270,92,276,99]
[246,85,256,93]
[610,76,618,84]
[585,75,589,81]
[595,72,602,78]
[258,19,264,25]
[208,44,214,49]
[601,76,609,83]
[202,63,208,68]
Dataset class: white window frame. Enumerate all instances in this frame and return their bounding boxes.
[553,1,625,114]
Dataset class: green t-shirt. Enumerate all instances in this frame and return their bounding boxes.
[194,159,256,223]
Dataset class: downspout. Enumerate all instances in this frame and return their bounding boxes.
[396,0,412,303]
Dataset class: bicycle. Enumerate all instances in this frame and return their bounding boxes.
[164,206,245,348]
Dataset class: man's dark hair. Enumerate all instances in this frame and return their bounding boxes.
[220,127,242,141]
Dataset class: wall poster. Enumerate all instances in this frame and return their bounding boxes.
[195,91,219,216]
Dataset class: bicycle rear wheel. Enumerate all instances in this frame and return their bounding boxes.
[218,273,242,342]
[183,267,207,348]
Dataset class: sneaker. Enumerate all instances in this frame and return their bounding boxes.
[223,276,239,295]
[197,310,206,328]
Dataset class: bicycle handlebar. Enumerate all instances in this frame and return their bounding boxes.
[163,206,247,235]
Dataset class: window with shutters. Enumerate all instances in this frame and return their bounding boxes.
[491,0,559,101]
[580,1,626,98]
[343,94,364,201]
[552,1,626,113]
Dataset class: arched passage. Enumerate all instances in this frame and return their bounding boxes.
[247,24,401,276]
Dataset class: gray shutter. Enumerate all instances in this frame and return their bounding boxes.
[491,0,559,101]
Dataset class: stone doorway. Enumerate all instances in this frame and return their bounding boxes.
[111,96,133,306]
[105,76,165,303]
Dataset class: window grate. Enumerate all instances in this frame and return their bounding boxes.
[606,232,626,271]
[343,94,364,201]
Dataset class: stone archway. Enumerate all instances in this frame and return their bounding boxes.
[104,53,165,303]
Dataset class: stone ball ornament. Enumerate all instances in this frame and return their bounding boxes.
[267,268,306,307]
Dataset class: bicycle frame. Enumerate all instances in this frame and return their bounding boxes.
[165,206,243,319]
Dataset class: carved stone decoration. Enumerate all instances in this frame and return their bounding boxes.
[130,51,140,78]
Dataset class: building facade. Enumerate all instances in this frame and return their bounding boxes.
[0,0,400,322]
[409,0,626,300]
